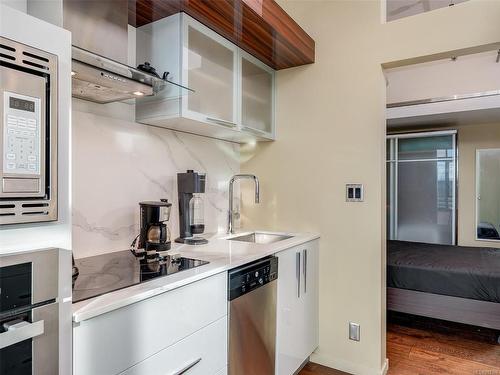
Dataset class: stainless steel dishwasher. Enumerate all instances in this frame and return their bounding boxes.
[228,256,278,375]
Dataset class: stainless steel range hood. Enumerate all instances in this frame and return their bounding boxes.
[71,46,165,104]
[64,0,167,104]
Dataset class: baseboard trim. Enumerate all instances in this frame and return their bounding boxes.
[311,354,389,375]
[381,358,389,375]
[294,357,310,375]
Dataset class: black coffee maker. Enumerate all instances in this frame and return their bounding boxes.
[138,199,172,253]
[175,170,208,245]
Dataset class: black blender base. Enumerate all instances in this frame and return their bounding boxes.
[175,237,208,245]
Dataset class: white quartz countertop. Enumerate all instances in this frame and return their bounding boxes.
[72,231,319,322]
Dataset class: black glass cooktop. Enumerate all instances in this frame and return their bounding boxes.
[72,250,209,303]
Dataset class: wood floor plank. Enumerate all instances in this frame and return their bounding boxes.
[387,321,500,375]
[386,340,412,368]
[389,346,500,375]
[388,323,500,369]
[299,362,349,375]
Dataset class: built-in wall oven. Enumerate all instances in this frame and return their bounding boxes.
[0,248,61,375]
[0,36,58,224]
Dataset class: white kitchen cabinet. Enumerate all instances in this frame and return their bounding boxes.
[239,50,275,139]
[136,13,275,143]
[73,273,227,375]
[119,316,227,375]
[182,16,238,129]
[275,240,319,375]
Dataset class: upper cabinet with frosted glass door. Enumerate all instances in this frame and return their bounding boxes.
[182,16,238,132]
[135,13,275,143]
[239,51,275,139]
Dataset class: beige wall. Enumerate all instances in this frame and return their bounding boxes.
[241,1,500,374]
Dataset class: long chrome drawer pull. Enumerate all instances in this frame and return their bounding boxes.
[303,249,308,294]
[0,320,44,349]
[206,117,237,128]
[296,252,301,298]
[170,357,202,375]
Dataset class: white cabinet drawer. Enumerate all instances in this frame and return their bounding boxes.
[74,273,227,375]
[120,316,227,375]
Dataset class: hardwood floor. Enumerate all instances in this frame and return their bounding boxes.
[387,313,500,375]
[299,362,349,375]
[299,313,500,375]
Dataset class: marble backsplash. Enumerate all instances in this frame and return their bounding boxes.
[72,99,240,258]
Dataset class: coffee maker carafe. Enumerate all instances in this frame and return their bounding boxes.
[138,199,172,254]
[176,170,208,245]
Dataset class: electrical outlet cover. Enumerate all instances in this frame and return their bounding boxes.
[349,322,360,341]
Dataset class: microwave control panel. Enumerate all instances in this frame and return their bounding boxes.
[3,91,41,176]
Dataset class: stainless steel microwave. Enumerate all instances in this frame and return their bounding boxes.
[0,37,58,224]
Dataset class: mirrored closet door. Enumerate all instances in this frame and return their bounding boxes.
[476,149,500,241]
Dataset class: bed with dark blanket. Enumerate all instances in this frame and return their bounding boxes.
[388,240,500,303]
[387,240,500,332]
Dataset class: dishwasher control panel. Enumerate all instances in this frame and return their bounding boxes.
[228,256,278,301]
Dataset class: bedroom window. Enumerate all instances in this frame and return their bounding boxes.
[387,131,457,245]
[476,149,500,241]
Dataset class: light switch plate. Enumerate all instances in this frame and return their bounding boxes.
[346,184,364,202]
[349,322,360,341]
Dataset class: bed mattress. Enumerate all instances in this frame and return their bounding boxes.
[387,240,500,303]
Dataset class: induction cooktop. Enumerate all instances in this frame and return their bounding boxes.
[72,250,209,303]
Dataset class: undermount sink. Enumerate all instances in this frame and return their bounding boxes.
[227,232,293,244]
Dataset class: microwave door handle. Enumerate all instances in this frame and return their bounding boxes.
[0,320,44,349]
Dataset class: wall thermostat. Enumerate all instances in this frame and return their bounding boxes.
[346,184,364,202]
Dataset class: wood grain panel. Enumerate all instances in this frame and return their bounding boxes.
[128,0,181,27]
[128,0,315,70]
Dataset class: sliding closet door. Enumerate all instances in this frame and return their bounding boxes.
[387,132,457,245]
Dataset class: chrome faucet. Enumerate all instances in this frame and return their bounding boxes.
[228,174,260,234]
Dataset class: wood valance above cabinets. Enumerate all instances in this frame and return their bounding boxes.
[128,0,315,70]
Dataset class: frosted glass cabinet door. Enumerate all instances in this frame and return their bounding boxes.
[240,52,275,137]
[182,17,237,128]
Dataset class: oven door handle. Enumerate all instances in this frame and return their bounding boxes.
[0,320,44,349]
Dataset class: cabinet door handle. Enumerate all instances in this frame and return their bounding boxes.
[0,320,44,349]
[296,251,301,299]
[170,357,202,375]
[303,249,308,294]
[206,116,237,128]
[241,126,269,136]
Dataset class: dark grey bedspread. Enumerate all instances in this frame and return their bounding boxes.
[387,240,500,303]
